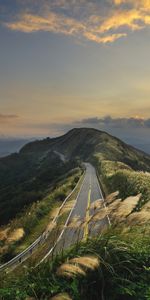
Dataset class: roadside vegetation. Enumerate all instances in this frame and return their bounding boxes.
[94,154,150,209]
[0,167,82,264]
[0,151,78,225]
[0,129,150,299]
[0,191,150,300]
[1,127,150,226]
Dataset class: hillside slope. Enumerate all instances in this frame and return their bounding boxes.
[0,128,150,300]
[1,128,150,225]
[21,128,150,171]
[0,150,77,225]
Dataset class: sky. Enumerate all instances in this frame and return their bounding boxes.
[0,0,150,152]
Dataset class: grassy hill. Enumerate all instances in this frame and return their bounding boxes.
[21,128,150,170]
[1,127,150,226]
[0,128,150,300]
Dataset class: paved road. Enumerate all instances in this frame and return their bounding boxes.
[0,175,82,273]
[50,163,109,255]
[0,163,108,270]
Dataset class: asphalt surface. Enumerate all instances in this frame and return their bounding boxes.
[53,162,108,253]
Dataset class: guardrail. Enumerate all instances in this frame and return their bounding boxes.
[39,163,110,264]
[0,171,84,273]
[39,169,86,264]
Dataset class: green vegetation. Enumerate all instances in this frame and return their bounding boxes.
[0,167,82,264]
[53,128,150,171]
[96,157,150,209]
[0,191,150,300]
[0,150,78,225]
[0,228,149,299]
[1,127,150,226]
[0,128,150,300]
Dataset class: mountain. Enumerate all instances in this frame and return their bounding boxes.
[0,128,150,225]
[21,128,150,171]
[0,138,29,158]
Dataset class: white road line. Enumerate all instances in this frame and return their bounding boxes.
[1,164,110,272]
[0,171,84,272]
[40,164,111,265]
[39,169,87,264]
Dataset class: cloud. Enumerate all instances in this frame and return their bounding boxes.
[0,114,19,123]
[25,115,150,133]
[0,0,143,44]
[78,115,149,128]
[4,9,128,43]
[114,0,150,10]
[99,9,144,32]
[5,11,127,43]
[4,114,150,153]
[5,12,86,36]
[83,32,127,43]
[3,0,150,44]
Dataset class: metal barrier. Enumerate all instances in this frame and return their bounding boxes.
[0,172,84,272]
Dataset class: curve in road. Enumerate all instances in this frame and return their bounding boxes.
[41,163,109,261]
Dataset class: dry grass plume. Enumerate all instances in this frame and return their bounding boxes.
[57,263,86,278]
[50,293,72,300]
[70,255,100,270]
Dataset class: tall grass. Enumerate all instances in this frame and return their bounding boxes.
[0,168,82,264]
[1,227,149,300]
[0,192,149,300]
[99,159,150,209]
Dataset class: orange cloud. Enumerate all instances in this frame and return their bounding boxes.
[84,31,127,43]
[99,9,143,32]
[5,12,85,34]
[5,11,128,44]
[3,0,150,44]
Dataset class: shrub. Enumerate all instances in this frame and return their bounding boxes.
[99,160,150,209]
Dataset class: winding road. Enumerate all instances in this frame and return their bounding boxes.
[0,162,109,271]
[41,163,109,261]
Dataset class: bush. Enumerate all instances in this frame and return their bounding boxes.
[99,160,150,209]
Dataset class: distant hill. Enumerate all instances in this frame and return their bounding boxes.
[0,138,29,157]
[132,142,150,155]
[1,128,150,225]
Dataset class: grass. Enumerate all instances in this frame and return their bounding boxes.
[0,169,85,271]
[26,171,85,266]
[0,168,83,264]
[96,158,150,209]
[1,145,150,300]
[1,128,150,299]
[0,191,150,300]
[0,227,149,300]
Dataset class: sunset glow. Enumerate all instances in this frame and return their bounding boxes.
[0,0,150,141]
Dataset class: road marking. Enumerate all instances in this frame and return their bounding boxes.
[83,187,91,241]
[39,168,87,264]
[0,171,85,273]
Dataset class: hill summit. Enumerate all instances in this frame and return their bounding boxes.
[0,127,150,225]
[21,128,150,171]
